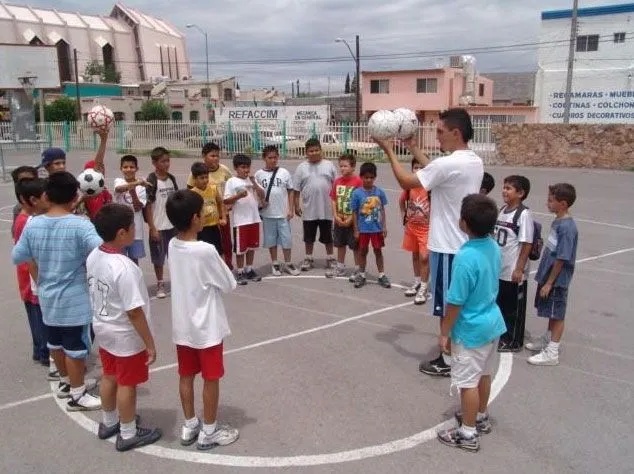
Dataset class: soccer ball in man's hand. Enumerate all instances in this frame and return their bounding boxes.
[368,110,400,140]
[393,108,419,139]
[77,168,105,196]
[87,105,115,132]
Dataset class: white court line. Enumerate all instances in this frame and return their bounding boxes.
[0,392,53,412]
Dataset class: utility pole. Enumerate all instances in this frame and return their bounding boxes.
[355,34,360,123]
[73,48,81,121]
[563,0,579,124]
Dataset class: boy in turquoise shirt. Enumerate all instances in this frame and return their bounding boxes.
[436,194,506,453]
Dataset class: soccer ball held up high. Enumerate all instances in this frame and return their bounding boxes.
[77,168,105,196]
[393,108,419,139]
[87,105,115,132]
[368,110,401,140]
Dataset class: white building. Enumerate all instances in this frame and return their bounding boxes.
[0,2,189,85]
[534,3,634,123]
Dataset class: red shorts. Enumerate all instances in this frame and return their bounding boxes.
[99,348,149,386]
[176,343,224,380]
[358,232,385,250]
[232,223,260,255]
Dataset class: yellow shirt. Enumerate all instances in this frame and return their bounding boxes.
[187,164,232,196]
[192,184,221,227]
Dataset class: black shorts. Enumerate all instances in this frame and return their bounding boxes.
[497,280,528,346]
[198,225,223,255]
[303,219,333,245]
[332,224,357,249]
[149,228,177,267]
[47,324,91,359]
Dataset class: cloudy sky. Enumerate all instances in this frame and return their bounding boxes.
[12,0,627,93]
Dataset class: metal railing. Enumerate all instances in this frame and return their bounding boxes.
[0,120,497,163]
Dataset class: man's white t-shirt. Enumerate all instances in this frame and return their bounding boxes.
[254,168,293,219]
[152,177,176,231]
[87,248,152,357]
[495,206,534,281]
[223,177,261,227]
[168,239,237,348]
[416,149,483,254]
[113,178,147,240]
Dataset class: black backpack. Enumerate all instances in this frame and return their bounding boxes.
[509,204,543,261]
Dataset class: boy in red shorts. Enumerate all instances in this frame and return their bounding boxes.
[87,204,161,452]
[350,162,390,289]
[166,190,239,450]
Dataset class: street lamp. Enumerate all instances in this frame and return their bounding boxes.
[335,35,360,122]
[186,23,210,118]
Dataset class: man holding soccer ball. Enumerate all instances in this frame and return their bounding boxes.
[375,108,483,377]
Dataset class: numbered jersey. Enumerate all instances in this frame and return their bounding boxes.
[86,246,152,356]
[494,206,534,282]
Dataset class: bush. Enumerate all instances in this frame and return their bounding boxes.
[138,100,170,121]
[36,96,77,122]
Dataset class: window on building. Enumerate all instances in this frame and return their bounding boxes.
[479,83,485,97]
[134,111,143,121]
[189,110,199,122]
[416,78,438,93]
[614,32,626,43]
[201,87,210,98]
[223,88,233,101]
[370,79,389,94]
[576,34,599,52]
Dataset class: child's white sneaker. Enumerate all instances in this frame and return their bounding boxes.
[527,348,559,366]
[525,331,551,352]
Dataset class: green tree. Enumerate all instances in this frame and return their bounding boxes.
[84,60,103,78]
[139,100,170,121]
[345,73,351,94]
[103,64,121,84]
[42,96,77,122]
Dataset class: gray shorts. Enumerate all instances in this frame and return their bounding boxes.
[535,285,568,320]
[332,224,357,250]
[149,228,176,266]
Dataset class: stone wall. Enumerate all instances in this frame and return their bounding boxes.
[491,124,634,169]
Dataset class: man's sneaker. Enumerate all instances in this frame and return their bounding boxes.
[98,415,141,440]
[271,263,282,277]
[56,382,71,399]
[283,262,300,276]
[67,391,101,411]
[437,427,480,452]
[414,285,427,305]
[454,411,492,434]
[348,270,359,283]
[325,266,346,278]
[326,257,337,270]
[236,272,248,286]
[180,419,201,446]
[419,355,451,377]
[377,275,391,288]
[300,258,314,271]
[404,281,421,297]
[527,349,559,366]
[156,283,167,299]
[498,341,522,353]
[197,424,239,450]
[353,273,366,288]
[525,332,550,352]
[115,426,162,452]
[47,369,60,381]
[245,269,262,282]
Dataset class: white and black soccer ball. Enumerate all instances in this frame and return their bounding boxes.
[393,108,419,139]
[77,168,105,196]
[368,110,400,140]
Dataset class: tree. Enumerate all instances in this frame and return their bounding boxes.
[38,96,77,122]
[84,60,103,79]
[83,60,121,84]
[345,73,351,94]
[103,64,121,84]
[350,74,357,94]
[138,100,170,121]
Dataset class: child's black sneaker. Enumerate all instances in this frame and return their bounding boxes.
[454,411,492,434]
[115,426,162,452]
[245,269,261,282]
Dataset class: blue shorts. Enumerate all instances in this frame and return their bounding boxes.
[123,239,145,260]
[429,251,455,317]
[47,324,92,359]
[535,285,568,320]
[262,217,292,249]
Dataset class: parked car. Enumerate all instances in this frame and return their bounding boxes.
[285,131,380,156]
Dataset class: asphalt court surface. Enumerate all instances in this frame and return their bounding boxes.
[0,150,633,473]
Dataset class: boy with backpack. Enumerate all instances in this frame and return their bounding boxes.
[494,175,541,352]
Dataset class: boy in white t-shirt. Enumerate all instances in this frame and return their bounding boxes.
[166,190,239,450]
[87,203,161,452]
[145,147,178,299]
[494,175,534,352]
[254,145,300,277]
[113,155,148,265]
[223,154,265,285]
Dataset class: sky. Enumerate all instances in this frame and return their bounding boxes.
[10,0,630,94]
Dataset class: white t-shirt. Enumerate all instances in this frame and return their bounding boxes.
[113,178,147,240]
[416,149,483,254]
[254,167,293,219]
[223,177,262,227]
[168,239,237,348]
[495,206,534,281]
[292,159,337,221]
[152,177,176,231]
[87,248,152,357]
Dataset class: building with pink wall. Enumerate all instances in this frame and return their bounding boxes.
[362,66,537,124]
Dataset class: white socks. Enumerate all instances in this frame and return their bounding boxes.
[102,410,119,428]
[185,417,199,429]
[203,422,217,435]
[120,420,137,440]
